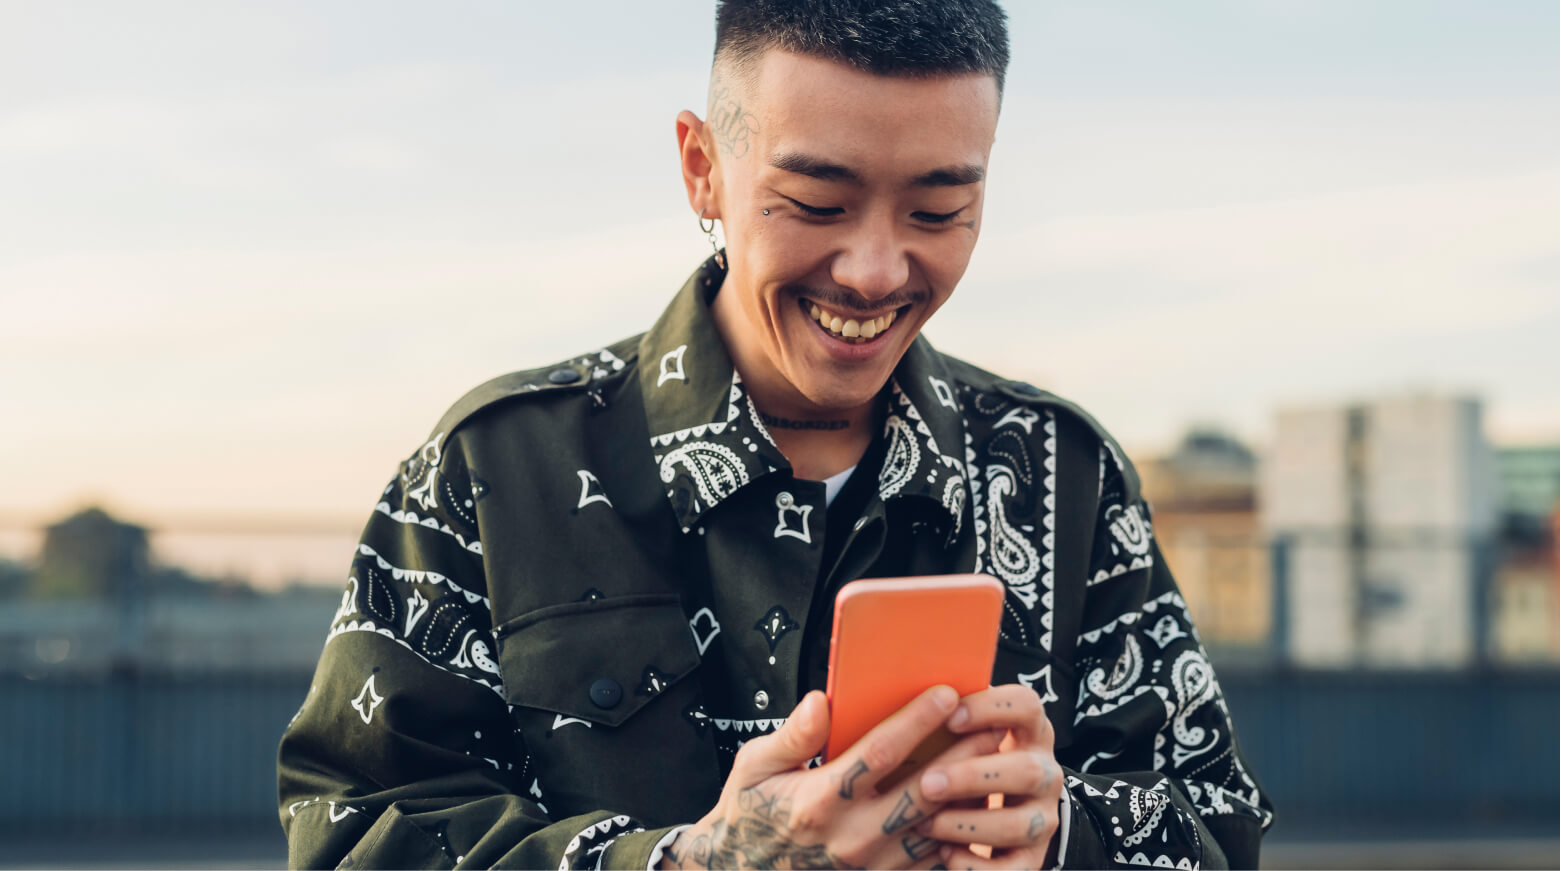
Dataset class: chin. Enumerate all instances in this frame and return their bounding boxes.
[792,371,890,412]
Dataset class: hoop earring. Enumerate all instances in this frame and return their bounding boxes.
[699,207,725,270]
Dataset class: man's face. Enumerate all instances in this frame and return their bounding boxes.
[695,50,1000,413]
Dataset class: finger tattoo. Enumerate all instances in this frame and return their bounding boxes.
[1027,810,1047,840]
[839,759,870,800]
[881,791,927,833]
[901,834,939,861]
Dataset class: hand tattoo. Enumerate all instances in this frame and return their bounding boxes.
[738,786,791,826]
[838,760,870,800]
[678,786,861,870]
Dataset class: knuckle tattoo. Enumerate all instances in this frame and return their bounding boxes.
[838,758,870,800]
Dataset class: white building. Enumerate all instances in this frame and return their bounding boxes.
[1261,394,1496,668]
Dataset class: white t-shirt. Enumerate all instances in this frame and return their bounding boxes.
[822,464,856,507]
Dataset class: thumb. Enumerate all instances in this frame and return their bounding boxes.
[733,691,829,783]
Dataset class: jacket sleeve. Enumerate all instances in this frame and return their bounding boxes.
[277,430,677,870]
[1053,445,1275,870]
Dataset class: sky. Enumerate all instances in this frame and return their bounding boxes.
[1,0,1556,533]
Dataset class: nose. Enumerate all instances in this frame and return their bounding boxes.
[829,218,910,304]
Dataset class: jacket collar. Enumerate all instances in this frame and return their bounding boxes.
[640,254,971,538]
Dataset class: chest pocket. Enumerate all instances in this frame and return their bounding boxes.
[493,592,721,825]
[494,593,701,726]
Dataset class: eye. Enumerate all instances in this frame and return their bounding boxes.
[783,196,844,218]
[912,209,964,225]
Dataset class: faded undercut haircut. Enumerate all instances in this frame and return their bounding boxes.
[712,0,1010,102]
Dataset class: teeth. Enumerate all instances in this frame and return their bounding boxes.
[807,302,902,342]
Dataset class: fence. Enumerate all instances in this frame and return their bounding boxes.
[1,666,1555,843]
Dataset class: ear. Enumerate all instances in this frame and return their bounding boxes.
[676,109,722,220]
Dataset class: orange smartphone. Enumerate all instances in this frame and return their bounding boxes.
[822,574,1004,790]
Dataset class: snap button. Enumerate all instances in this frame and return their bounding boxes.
[1009,381,1042,396]
[776,491,794,508]
[589,678,622,709]
[753,690,770,711]
[548,367,581,385]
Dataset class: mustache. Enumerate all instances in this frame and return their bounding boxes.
[784,285,930,314]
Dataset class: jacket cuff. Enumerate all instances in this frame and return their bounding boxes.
[1052,791,1072,869]
[599,824,683,871]
[1058,787,1106,868]
[344,803,455,869]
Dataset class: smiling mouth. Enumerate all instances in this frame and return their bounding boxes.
[800,299,901,344]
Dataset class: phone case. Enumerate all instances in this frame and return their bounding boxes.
[822,574,1004,789]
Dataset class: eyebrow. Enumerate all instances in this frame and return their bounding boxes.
[768,151,984,188]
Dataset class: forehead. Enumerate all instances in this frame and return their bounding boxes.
[746,50,999,180]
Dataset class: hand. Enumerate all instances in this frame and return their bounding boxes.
[913,685,1064,870]
[659,686,1004,870]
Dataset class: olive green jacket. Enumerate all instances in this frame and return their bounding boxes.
[278,255,1273,869]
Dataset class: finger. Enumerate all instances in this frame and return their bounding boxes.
[852,705,1001,869]
[864,728,1003,838]
[729,690,829,784]
[827,685,959,800]
[918,797,1059,849]
[919,746,1061,804]
[913,727,1005,803]
[947,685,1053,747]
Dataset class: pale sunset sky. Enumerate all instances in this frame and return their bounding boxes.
[2,1,1556,537]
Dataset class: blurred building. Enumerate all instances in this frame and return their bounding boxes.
[1261,394,1497,669]
[1490,445,1559,663]
[1139,429,1271,654]
[32,507,150,599]
[0,506,345,676]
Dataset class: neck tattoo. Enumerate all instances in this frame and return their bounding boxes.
[759,413,850,431]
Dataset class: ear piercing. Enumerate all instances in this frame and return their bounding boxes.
[762,209,770,215]
[699,207,725,269]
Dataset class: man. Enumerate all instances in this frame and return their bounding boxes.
[278,2,1274,868]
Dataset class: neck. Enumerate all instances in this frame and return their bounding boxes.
[710,282,879,481]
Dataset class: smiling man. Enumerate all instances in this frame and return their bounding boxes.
[278,2,1273,869]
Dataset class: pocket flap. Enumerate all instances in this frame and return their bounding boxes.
[494,593,700,727]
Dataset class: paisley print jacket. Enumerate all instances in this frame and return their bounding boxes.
[278,255,1274,869]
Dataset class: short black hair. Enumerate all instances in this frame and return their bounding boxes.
[713,0,1010,99]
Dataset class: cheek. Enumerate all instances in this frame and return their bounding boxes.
[916,236,977,301]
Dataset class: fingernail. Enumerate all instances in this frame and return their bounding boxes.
[939,844,953,861]
[921,769,948,798]
[948,704,970,729]
[932,685,958,711]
